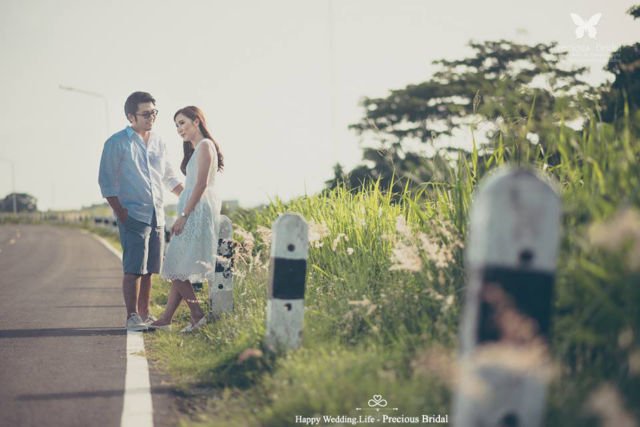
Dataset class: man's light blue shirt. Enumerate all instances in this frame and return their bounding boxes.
[98,126,181,227]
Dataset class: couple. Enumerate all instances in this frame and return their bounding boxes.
[98,91,223,332]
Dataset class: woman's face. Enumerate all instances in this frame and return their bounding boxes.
[174,113,199,142]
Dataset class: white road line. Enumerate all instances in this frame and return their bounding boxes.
[121,332,153,427]
[89,232,154,427]
[89,233,124,261]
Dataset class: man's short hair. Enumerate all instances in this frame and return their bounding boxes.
[124,92,156,118]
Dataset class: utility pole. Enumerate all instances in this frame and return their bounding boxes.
[59,84,110,135]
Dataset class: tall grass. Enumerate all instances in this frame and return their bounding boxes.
[145,108,640,426]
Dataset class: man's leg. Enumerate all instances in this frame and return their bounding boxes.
[138,273,152,319]
[118,214,148,322]
[141,210,163,320]
[123,273,141,317]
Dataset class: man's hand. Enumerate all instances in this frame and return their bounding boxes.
[117,208,128,224]
[106,197,128,224]
[171,216,187,236]
[172,184,184,196]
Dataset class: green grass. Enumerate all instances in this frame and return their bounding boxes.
[143,110,640,426]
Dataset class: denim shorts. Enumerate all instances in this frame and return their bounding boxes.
[117,212,163,275]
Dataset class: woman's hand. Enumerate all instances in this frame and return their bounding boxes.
[172,216,187,236]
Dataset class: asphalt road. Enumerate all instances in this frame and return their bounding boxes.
[0,225,177,427]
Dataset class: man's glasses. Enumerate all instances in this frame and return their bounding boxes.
[135,109,159,119]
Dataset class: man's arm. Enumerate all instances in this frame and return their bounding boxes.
[161,141,183,194]
[98,138,126,221]
[106,196,128,222]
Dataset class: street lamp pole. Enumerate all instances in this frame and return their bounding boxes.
[59,85,110,134]
[0,158,17,215]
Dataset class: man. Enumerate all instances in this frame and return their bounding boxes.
[98,91,183,331]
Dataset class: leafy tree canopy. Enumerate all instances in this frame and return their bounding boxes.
[350,40,590,149]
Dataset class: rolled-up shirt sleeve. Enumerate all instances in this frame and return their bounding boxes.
[98,138,120,198]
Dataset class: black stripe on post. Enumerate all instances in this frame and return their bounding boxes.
[476,267,554,344]
[269,258,307,299]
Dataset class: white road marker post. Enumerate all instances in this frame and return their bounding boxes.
[453,167,561,427]
[265,213,308,352]
[210,215,234,317]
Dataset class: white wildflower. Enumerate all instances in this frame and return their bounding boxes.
[234,226,255,252]
[395,215,412,239]
[425,287,445,301]
[381,233,395,242]
[585,383,637,427]
[348,298,377,316]
[589,208,640,270]
[331,233,348,251]
[256,225,272,246]
[389,240,422,272]
[411,345,465,393]
[418,233,443,268]
[308,221,330,248]
[443,294,455,311]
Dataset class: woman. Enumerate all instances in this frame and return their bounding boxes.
[150,106,224,332]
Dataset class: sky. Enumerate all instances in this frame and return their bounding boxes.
[0,0,637,211]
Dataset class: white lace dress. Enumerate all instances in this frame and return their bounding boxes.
[161,139,221,283]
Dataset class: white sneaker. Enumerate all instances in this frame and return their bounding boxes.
[126,313,149,331]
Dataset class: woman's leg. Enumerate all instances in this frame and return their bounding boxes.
[152,282,183,326]
[173,279,205,323]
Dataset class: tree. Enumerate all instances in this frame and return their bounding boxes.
[0,193,37,213]
[325,149,451,195]
[351,40,589,147]
[600,5,640,127]
[329,40,590,192]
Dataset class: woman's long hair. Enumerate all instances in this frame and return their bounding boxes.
[174,106,224,175]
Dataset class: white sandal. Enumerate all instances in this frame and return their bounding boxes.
[148,322,172,331]
[180,316,207,333]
